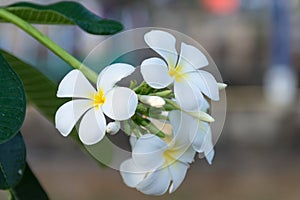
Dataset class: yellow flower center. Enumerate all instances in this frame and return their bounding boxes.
[92,88,106,109]
[162,148,177,167]
[168,65,186,82]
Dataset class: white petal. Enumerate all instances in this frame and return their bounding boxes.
[97,63,135,93]
[144,30,178,67]
[140,57,173,89]
[136,168,170,196]
[168,162,189,193]
[78,108,106,145]
[174,81,204,112]
[168,111,197,147]
[200,98,210,112]
[192,122,215,164]
[55,99,92,137]
[167,112,197,164]
[168,110,181,136]
[202,126,215,165]
[205,148,215,165]
[57,69,96,98]
[132,134,167,171]
[176,146,196,164]
[187,70,219,101]
[120,159,147,188]
[177,43,209,72]
[102,87,138,120]
[191,121,210,152]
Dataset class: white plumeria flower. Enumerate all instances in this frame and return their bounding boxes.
[120,113,196,195]
[141,30,219,112]
[170,101,215,164]
[55,63,138,145]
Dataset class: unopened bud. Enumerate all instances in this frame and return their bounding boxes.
[188,110,215,123]
[106,121,120,135]
[139,95,166,108]
[217,83,227,90]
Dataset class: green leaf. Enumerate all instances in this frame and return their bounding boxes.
[85,136,113,167]
[1,1,123,35]
[0,132,26,190]
[1,49,81,144]
[0,49,82,139]
[9,163,49,200]
[0,50,67,126]
[0,53,26,144]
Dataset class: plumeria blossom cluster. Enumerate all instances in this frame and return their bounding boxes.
[55,30,226,195]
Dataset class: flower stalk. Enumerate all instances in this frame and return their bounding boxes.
[0,8,98,83]
[132,114,165,138]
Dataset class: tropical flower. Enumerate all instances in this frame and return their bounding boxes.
[141,30,219,112]
[120,111,196,195]
[55,63,138,145]
[173,100,215,164]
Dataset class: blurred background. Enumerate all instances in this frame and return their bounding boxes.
[1,0,300,199]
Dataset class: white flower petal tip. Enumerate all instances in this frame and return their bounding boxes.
[97,63,135,92]
[145,30,175,40]
[136,168,171,196]
[78,108,106,145]
[106,121,121,135]
[120,159,147,188]
[144,30,178,67]
[57,69,96,98]
[102,87,138,121]
[168,162,189,194]
[55,100,92,137]
[188,110,214,123]
[204,149,215,165]
[140,57,173,89]
[187,71,219,101]
[178,42,209,71]
[217,83,227,90]
[139,95,166,108]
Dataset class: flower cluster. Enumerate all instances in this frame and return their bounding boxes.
[55,30,226,195]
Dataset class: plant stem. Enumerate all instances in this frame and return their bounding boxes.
[0,9,98,83]
[133,81,146,92]
[132,114,165,138]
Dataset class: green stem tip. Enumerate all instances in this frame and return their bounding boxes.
[0,8,98,83]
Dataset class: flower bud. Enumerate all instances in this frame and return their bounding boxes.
[217,83,227,90]
[139,95,166,108]
[106,121,120,135]
[188,110,215,123]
